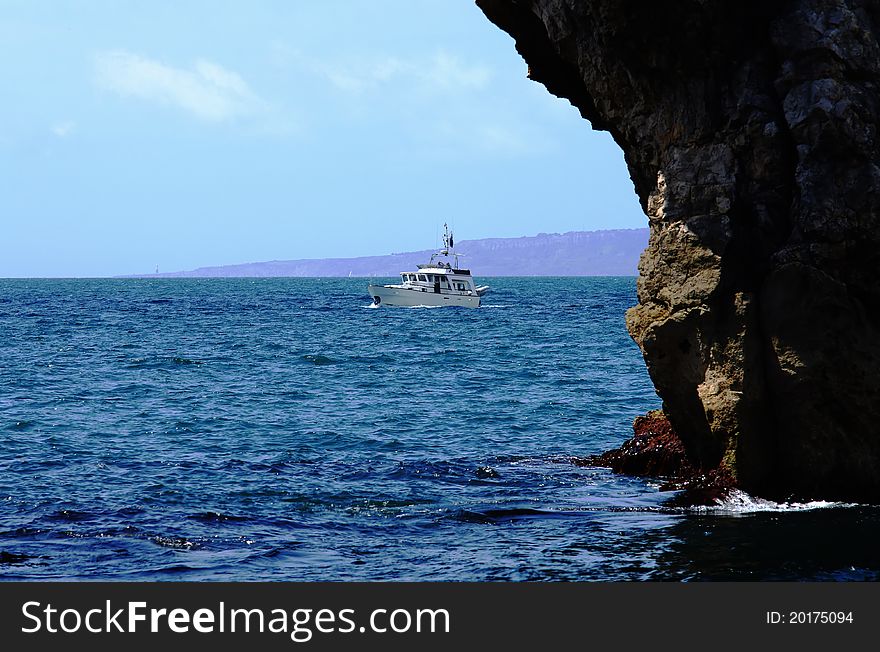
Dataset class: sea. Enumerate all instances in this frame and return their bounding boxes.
[1,277,878,581]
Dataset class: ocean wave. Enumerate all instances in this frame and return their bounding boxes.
[0,551,36,565]
[444,507,588,524]
[149,535,200,550]
[692,488,858,514]
[187,511,250,524]
[301,354,338,365]
[125,356,203,369]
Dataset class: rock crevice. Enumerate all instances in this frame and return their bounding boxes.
[477,0,880,500]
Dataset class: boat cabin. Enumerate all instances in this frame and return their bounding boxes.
[398,266,477,295]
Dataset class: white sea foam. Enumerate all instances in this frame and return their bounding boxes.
[694,488,855,514]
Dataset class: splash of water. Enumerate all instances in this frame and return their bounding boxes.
[694,488,855,514]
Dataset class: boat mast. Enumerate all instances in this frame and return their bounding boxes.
[427,223,463,269]
[441,223,462,269]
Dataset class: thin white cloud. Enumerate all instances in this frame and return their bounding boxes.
[287,48,541,158]
[412,118,543,160]
[319,51,490,94]
[422,52,490,90]
[477,124,531,155]
[51,121,76,138]
[94,50,264,121]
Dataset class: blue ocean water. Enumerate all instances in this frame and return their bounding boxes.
[1,277,878,581]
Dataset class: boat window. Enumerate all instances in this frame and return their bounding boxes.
[418,274,427,282]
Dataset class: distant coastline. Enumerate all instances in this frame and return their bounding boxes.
[123,228,648,278]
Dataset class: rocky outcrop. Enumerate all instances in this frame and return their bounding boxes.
[574,411,736,506]
[477,0,880,500]
[578,410,694,478]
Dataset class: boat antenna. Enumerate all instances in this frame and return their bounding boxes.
[441,222,455,254]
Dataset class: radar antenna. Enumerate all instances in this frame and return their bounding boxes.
[441,222,454,254]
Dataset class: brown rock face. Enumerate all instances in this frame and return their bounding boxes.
[573,411,738,506]
[577,410,694,478]
[477,0,880,500]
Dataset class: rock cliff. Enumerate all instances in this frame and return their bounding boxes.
[476,0,880,500]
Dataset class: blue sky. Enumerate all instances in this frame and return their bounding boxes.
[1,1,646,277]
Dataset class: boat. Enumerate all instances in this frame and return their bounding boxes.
[367,224,489,308]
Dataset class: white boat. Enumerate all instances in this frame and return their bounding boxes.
[368,225,489,308]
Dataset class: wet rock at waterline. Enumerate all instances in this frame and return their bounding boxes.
[477,0,880,501]
[574,410,736,507]
[577,410,693,479]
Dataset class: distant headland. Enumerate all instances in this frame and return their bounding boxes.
[125,228,648,278]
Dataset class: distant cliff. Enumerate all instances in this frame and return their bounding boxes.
[133,229,647,277]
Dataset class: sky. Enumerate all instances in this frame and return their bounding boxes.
[0,1,646,277]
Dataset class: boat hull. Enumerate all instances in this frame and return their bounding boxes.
[368,284,481,308]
